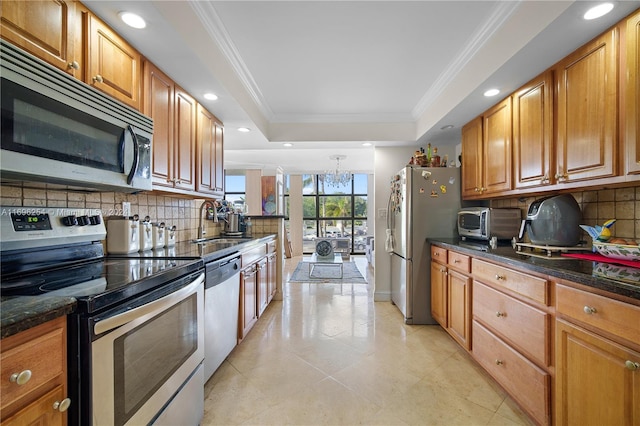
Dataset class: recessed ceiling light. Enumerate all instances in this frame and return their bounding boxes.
[584,3,614,20]
[440,125,454,130]
[283,143,293,147]
[237,127,251,133]
[203,93,218,101]
[362,142,372,147]
[118,11,146,29]
[484,89,500,97]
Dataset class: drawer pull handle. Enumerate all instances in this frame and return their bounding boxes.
[625,361,640,371]
[9,370,32,385]
[496,311,506,318]
[453,259,460,263]
[53,398,71,412]
[67,61,80,70]
[495,274,505,281]
[495,360,504,366]
[92,74,104,83]
[583,306,597,315]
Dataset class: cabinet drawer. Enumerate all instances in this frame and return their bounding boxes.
[242,244,267,266]
[431,246,447,263]
[3,385,65,426]
[474,281,551,367]
[556,284,640,345]
[472,258,548,305]
[1,319,66,411]
[448,251,470,272]
[473,321,550,426]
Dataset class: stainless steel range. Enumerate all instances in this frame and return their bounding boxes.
[0,206,205,426]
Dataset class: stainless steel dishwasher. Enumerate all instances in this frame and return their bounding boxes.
[204,253,242,381]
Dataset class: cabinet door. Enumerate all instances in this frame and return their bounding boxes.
[239,266,258,341]
[555,28,618,183]
[447,270,471,350]
[196,105,224,196]
[0,0,78,76]
[85,13,141,110]
[513,71,554,189]
[173,86,196,191]
[257,258,268,317]
[482,98,512,195]
[2,385,66,426]
[144,61,174,188]
[556,319,640,426]
[626,10,640,175]
[461,117,483,198]
[267,253,277,302]
[214,121,225,192]
[430,261,447,327]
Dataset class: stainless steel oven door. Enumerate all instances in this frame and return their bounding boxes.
[91,273,204,426]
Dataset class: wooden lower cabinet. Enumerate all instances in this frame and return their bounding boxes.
[430,260,447,326]
[3,386,66,426]
[473,321,551,425]
[447,270,471,350]
[266,252,277,303]
[239,264,258,342]
[257,257,268,317]
[555,319,640,426]
[0,317,68,425]
[555,284,640,426]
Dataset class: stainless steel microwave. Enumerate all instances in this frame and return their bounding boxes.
[0,39,153,193]
[457,207,521,241]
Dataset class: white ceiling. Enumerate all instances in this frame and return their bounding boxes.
[83,1,639,174]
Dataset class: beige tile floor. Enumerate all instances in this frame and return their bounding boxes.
[202,256,534,426]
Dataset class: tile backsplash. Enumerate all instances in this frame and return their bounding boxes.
[0,184,223,243]
[492,186,640,242]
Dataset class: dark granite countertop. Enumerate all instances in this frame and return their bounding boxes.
[1,296,76,339]
[430,238,640,302]
[0,234,277,339]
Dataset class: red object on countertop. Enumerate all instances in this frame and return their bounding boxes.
[561,252,640,268]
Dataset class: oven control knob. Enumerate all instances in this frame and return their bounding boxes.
[77,215,90,226]
[89,215,102,225]
[62,215,78,226]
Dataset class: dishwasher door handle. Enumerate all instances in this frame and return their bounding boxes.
[94,273,204,335]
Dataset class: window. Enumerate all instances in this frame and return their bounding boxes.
[294,173,368,254]
[224,173,246,212]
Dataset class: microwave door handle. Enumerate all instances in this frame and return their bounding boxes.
[125,125,140,185]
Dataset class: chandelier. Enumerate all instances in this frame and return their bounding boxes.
[323,155,351,188]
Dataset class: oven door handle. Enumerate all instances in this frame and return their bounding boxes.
[94,273,204,335]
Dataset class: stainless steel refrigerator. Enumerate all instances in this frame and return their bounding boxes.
[387,166,461,324]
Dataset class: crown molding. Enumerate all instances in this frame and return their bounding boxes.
[411,1,520,119]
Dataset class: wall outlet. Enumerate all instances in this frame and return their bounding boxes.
[378,208,387,219]
[122,202,131,217]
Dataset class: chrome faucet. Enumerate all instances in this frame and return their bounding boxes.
[198,199,218,240]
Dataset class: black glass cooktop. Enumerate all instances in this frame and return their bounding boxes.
[1,256,203,312]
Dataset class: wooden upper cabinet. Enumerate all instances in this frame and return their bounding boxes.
[482,97,512,195]
[144,62,196,193]
[461,117,483,198]
[144,61,174,189]
[173,86,197,192]
[84,12,141,110]
[625,10,640,176]
[555,28,619,183]
[0,0,79,76]
[196,104,225,195]
[513,71,554,189]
